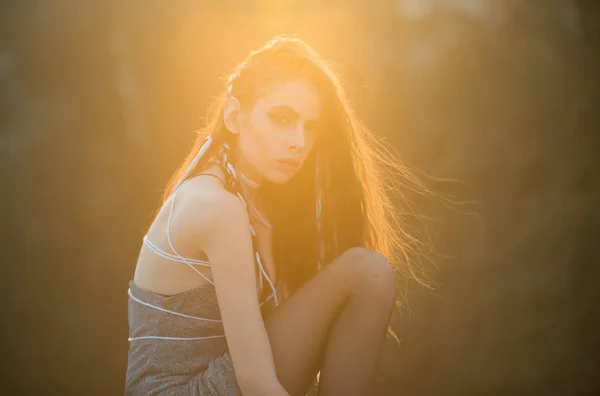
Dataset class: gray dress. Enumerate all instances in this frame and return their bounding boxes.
[125,176,279,395]
[125,278,276,395]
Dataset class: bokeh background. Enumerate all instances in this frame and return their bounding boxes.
[1,1,599,395]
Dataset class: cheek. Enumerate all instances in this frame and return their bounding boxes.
[248,111,270,136]
[245,115,278,154]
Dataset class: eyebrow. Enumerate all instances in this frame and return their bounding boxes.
[267,105,319,124]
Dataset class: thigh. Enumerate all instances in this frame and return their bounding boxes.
[263,247,391,396]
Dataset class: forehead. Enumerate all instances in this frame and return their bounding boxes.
[254,80,322,121]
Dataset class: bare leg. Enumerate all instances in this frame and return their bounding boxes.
[316,251,397,396]
[262,247,397,396]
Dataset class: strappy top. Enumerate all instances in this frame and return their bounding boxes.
[125,172,279,395]
[128,173,278,341]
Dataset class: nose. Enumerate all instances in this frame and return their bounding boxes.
[289,123,306,150]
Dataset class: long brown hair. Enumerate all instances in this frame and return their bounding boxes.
[162,35,434,344]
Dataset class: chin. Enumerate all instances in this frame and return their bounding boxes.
[265,169,296,184]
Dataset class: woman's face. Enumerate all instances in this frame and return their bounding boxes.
[234,79,322,184]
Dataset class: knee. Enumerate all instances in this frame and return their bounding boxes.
[337,247,397,300]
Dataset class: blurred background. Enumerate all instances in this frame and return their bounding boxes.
[1,0,599,395]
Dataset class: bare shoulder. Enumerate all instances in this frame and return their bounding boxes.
[169,172,249,240]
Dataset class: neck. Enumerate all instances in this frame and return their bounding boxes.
[233,145,263,192]
[228,144,271,229]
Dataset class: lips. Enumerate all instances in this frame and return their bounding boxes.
[275,158,299,172]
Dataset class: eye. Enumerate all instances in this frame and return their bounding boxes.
[269,113,291,126]
[305,125,318,135]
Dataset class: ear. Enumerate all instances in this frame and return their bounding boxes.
[223,96,242,135]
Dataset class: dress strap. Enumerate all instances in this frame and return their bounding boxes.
[143,235,210,266]
[151,179,215,286]
[194,172,226,185]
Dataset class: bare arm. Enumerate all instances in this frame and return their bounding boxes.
[173,181,289,396]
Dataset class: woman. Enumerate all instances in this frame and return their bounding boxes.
[126,35,429,396]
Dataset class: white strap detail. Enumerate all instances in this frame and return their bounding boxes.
[248,203,272,230]
[165,182,215,286]
[128,289,223,322]
[128,289,272,343]
[236,192,246,208]
[141,178,277,305]
[128,140,282,344]
[128,335,226,342]
[226,162,237,178]
[143,235,210,266]
[255,252,278,306]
